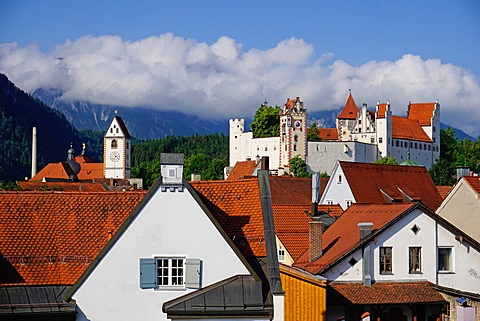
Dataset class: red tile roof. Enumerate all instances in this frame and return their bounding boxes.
[227,160,257,181]
[408,102,437,126]
[392,116,432,142]
[31,161,104,181]
[328,281,445,305]
[294,203,415,274]
[269,176,328,205]
[436,185,453,200]
[75,154,97,164]
[190,179,266,258]
[464,176,480,193]
[0,191,147,286]
[318,204,344,219]
[17,181,108,192]
[317,128,339,141]
[376,103,387,118]
[337,93,360,120]
[340,161,442,211]
[272,204,312,260]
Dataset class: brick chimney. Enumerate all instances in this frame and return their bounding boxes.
[309,220,323,262]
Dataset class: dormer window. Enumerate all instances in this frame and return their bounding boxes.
[168,168,176,178]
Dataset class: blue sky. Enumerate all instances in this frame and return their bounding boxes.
[1,0,479,135]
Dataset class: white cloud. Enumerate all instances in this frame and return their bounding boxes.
[0,34,479,137]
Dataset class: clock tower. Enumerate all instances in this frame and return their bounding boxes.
[104,112,131,179]
[279,97,307,171]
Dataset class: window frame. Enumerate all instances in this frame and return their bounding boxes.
[156,257,185,288]
[379,247,393,274]
[140,257,201,290]
[409,247,422,274]
[438,247,454,273]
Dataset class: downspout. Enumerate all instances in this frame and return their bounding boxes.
[258,170,284,321]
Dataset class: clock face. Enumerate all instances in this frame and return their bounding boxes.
[294,120,301,128]
[110,151,120,162]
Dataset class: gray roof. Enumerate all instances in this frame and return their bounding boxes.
[0,286,75,316]
[162,275,272,318]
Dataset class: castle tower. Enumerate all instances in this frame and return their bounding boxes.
[104,112,131,179]
[375,101,392,158]
[279,97,307,171]
[336,92,360,141]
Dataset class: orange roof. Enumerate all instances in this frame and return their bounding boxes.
[318,204,344,219]
[436,185,453,200]
[269,176,328,205]
[337,93,359,120]
[392,116,432,142]
[285,99,296,110]
[339,161,443,211]
[0,191,147,286]
[227,160,257,181]
[31,161,104,181]
[272,204,312,261]
[294,203,415,274]
[408,102,437,126]
[75,154,97,164]
[377,103,387,118]
[328,281,445,305]
[317,128,339,141]
[190,179,266,258]
[17,181,107,192]
[464,176,480,193]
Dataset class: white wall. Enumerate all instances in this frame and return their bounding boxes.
[307,142,377,176]
[73,186,250,321]
[319,163,355,210]
[323,208,480,294]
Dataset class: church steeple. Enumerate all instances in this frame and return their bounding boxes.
[103,112,131,179]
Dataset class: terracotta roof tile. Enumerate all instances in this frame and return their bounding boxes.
[408,102,437,126]
[269,176,328,205]
[272,205,312,260]
[31,162,104,181]
[190,179,266,258]
[317,128,339,141]
[392,116,432,142]
[0,191,147,286]
[317,204,344,219]
[17,181,107,192]
[339,161,442,211]
[464,176,480,193]
[377,103,387,118]
[436,185,453,200]
[294,203,414,274]
[227,161,257,181]
[337,93,360,120]
[328,281,445,305]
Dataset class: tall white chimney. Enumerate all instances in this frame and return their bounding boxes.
[31,127,37,178]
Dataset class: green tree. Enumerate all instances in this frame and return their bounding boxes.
[307,123,322,142]
[289,156,311,178]
[374,156,398,165]
[250,102,281,138]
[429,127,458,185]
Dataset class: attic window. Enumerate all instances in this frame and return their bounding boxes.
[348,257,358,266]
[411,224,420,235]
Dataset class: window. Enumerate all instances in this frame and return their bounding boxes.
[380,247,392,274]
[278,249,285,262]
[379,137,383,144]
[409,247,422,273]
[337,174,342,184]
[346,200,352,208]
[438,247,453,272]
[168,168,176,178]
[326,200,334,205]
[139,257,201,289]
[111,139,118,149]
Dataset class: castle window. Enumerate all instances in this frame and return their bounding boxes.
[127,142,130,149]
[294,135,298,142]
[293,144,297,151]
[116,128,119,133]
[111,139,118,149]
[265,147,268,151]
[428,145,431,151]
[410,142,413,148]
[419,144,422,150]
[433,138,436,143]
[371,137,375,143]
[396,140,399,147]
[379,138,383,144]
[433,127,436,132]
[415,142,418,149]
[110,128,113,133]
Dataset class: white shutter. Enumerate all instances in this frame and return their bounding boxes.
[184,258,201,289]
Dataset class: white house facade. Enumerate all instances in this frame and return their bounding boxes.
[70,156,253,321]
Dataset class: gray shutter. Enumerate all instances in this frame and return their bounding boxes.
[184,258,201,289]
[139,258,156,289]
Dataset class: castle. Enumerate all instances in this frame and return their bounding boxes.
[229,92,440,175]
